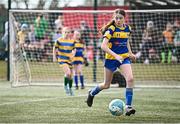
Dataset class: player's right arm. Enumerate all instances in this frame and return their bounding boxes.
[101,37,123,63]
[101,26,124,63]
[53,41,58,62]
[53,46,57,62]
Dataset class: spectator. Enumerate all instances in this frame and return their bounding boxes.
[173,17,180,33]
[34,14,49,43]
[161,22,174,64]
[1,21,8,49]
[79,20,92,47]
[54,15,63,30]
[1,21,8,61]
[17,23,28,47]
[173,18,180,63]
[52,27,62,42]
[34,14,49,61]
[26,24,38,61]
[28,24,36,44]
[137,21,160,64]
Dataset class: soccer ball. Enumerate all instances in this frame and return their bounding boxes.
[109,99,125,116]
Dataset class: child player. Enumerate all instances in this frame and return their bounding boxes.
[53,27,76,96]
[72,31,85,89]
[86,9,136,116]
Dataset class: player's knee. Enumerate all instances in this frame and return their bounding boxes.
[103,83,110,89]
[126,77,134,86]
[66,73,72,78]
[128,77,134,83]
[74,71,78,75]
[77,70,81,75]
[78,71,82,75]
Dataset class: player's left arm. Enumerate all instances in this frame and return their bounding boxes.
[127,40,136,62]
[70,41,77,59]
[71,49,76,59]
[53,41,58,62]
[127,25,136,62]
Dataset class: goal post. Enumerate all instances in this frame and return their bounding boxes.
[9,12,31,87]
[9,9,180,88]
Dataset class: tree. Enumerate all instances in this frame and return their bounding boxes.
[49,0,59,9]
[23,0,29,9]
[12,0,20,8]
[37,0,46,9]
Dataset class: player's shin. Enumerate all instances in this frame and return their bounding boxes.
[90,85,102,96]
[64,77,69,94]
[125,88,133,106]
[74,75,78,89]
[80,75,84,89]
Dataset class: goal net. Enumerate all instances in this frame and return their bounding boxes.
[9,9,180,88]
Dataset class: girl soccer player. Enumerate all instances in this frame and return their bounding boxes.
[86,9,136,116]
[72,31,85,89]
[53,27,76,96]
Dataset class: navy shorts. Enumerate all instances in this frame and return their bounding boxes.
[72,61,83,65]
[104,58,131,72]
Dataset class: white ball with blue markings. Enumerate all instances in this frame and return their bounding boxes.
[109,99,125,116]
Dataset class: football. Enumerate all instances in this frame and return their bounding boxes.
[109,99,125,116]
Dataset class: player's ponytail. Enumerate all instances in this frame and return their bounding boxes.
[100,20,115,35]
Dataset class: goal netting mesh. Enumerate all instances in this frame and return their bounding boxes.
[9,9,180,88]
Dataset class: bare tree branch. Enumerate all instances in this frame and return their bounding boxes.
[23,0,29,9]
[49,0,59,9]
[37,0,46,9]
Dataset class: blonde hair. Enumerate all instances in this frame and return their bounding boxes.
[100,9,126,35]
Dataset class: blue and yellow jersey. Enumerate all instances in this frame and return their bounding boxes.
[54,38,75,64]
[72,41,84,64]
[103,24,131,60]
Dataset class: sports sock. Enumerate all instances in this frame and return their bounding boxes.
[161,52,165,63]
[69,78,73,88]
[90,85,101,96]
[80,75,84,87]
[74,75,78,87]
[125,88,133,106]
[168,50,172,64]
[64,77,68,86]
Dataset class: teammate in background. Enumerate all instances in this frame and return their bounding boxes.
[86,9,136,116]
[54,15,63,30]
[72,31,85,90]
[53,27,76,96]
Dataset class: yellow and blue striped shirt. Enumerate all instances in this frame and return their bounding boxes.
[73,41,84,63]
[103,24,131,60]
[54,38,75,64]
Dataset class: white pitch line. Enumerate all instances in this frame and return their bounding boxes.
[0,91,119,106]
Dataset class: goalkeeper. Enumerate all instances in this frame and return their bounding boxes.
[53,27,76,96]
[86,9,136,116]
